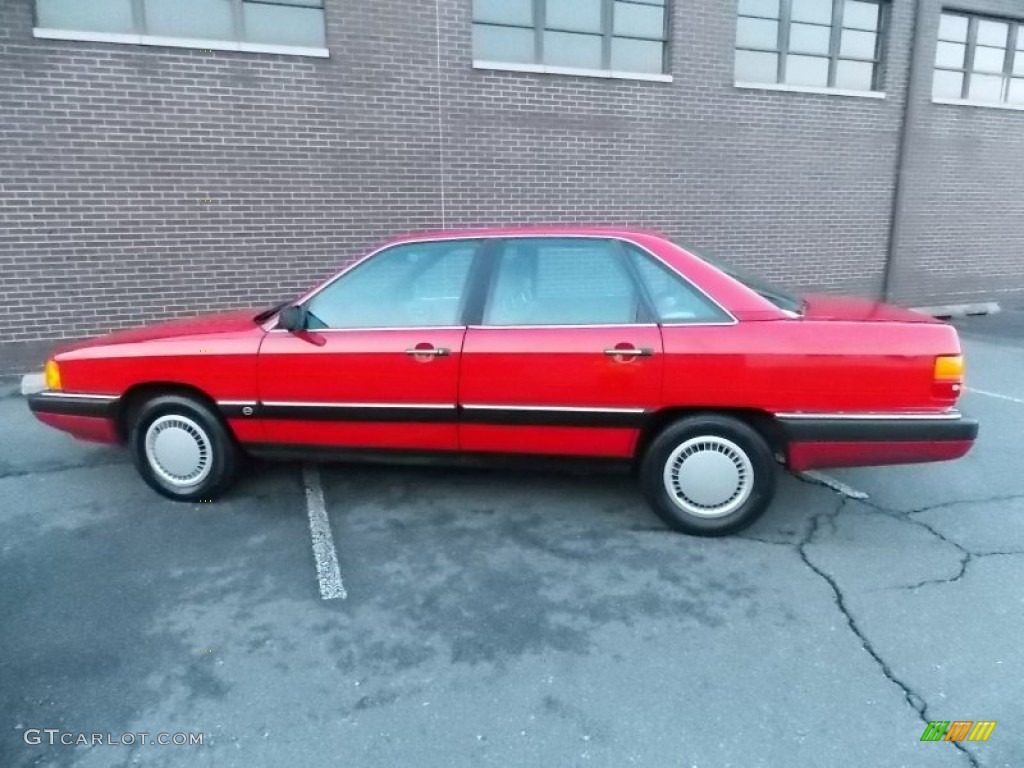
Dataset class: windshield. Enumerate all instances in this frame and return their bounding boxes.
[675,241,804,315]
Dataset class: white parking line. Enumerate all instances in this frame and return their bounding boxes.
[301,464,346,600]
[968,387,1024,405]
[798,470,870,500]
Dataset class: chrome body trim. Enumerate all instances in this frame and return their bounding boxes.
[265,326,466,334]
[31,391,120,401]
[462,404,647,414]
[775,411,963,421]
[260,401,456,410]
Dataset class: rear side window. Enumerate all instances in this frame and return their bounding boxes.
[483,238,643,326]
[626,245,732,324]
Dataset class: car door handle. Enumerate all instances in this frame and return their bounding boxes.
[604,347,654,357]
[405,346,450,357]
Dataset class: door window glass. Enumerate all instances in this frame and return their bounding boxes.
[484,238,642,325]
[306,240,479,329]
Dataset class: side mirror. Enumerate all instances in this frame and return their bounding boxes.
[276,305,308,332]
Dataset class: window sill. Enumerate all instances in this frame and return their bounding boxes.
[734,81,886,99]
[32,28,330,58]
[932,97,1024,112]
[473,60,672,83]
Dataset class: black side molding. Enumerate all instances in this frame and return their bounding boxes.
[778,415,979,443]
[27,392,119,419]
[245,442,632,474]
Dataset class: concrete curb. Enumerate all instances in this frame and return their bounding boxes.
[912,301,1000,319]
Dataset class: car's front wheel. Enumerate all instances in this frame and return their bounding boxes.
[640,414,777,536]
[129,394,240,501]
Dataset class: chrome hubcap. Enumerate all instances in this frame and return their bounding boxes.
[144,415,212,488]
[663,436,754,518]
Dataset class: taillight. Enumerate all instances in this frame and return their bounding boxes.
[933,354,964,400]
[44,359,62,391]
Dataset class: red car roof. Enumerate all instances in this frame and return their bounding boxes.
[382,225,666,244]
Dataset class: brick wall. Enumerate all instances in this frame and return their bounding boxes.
[0,0,1021,347]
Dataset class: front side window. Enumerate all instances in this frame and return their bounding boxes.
[484,238,644,326]
[34,0,327,51]
[735,0,886,91]
[472,0,668,75]
[306,241,479,330]
[933,12,1024,105]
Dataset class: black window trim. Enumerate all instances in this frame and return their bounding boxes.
[471,0,670,78]
[933,9,1024,105]
[735,0,889,92]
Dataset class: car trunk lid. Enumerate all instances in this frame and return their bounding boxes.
[800,293,940,323]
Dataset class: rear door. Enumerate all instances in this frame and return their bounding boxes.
[458,237,664,458]
[256,239,480,451]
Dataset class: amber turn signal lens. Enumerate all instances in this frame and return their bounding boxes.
[44,359,62,391]
[934,354,964,382]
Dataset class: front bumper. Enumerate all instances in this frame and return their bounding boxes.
[778,411,978,471]
[24,378,121,444]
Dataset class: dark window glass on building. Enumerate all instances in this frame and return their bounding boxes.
[735,0,886,91]
[34,0,326,51]
[933,11,1024,106]
[472,0,668,75]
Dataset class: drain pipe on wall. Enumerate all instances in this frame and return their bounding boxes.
[434,0,448,230]
[881,0,925,303]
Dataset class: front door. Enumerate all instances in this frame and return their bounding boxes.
[459,237,664,458]
[256,239,481,451]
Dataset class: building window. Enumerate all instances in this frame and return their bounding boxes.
[34,0,327,53]
[472,0,668,75]
[933,12,1024,105]
[735,0,886,91]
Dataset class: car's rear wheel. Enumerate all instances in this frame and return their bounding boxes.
[129,394,240,501]
[640,414,776,536]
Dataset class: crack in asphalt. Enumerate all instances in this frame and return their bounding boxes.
[908,493,1024,516]
[0,457,129,480]
[743,476,997,766]
[792,497,981,768]
[794,473,1024,589]
[854,496,1024,593]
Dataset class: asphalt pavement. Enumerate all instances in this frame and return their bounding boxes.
[1,312,1022,768]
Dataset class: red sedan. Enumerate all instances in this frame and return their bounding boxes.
[26,228,977,535]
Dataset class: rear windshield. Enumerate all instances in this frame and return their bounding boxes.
[675,241,804,315]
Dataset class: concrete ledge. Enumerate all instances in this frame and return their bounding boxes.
[21,373,45,396]
[912,302,1001,319]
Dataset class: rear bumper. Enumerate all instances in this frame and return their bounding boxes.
[779,412,978,471]
[26,388,121,444]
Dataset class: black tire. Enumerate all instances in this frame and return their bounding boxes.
[639,414,777,536]
[128,394,240,502]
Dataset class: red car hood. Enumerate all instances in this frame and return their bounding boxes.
[56,309,262,353]
[800,294,939,323]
